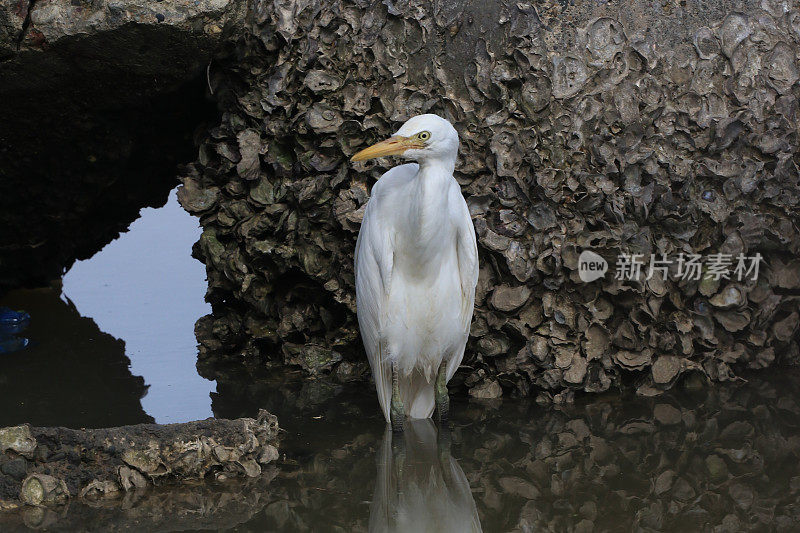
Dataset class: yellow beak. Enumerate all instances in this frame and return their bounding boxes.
[350,136,423,162]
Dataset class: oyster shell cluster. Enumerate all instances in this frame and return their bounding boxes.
[181,0,800,398]
[0,412,279,512]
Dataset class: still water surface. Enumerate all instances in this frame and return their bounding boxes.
[0,189,213,427]
[1,191,799,531]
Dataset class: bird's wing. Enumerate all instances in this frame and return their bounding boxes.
[451,184,479,335]
[442,184,478,383]
[355,163,417,422]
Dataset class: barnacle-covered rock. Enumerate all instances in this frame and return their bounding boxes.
[0,412,280,509]
[613,350,652,371]
[19,474,69,507]
[186,0,800,399]
[0,427,36,459]
[490,284,531,312]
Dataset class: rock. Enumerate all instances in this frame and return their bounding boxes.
[728,483,754,510]
[652,356,681,384]
[258,444,279,465]
[0,426,36,458]
[579,501,597,520]
[0,458,27,481]
[672,477,696,501]
[709,284,746,308]
[705,455,728,482]
[564,354,588,384]
[117,465,148,491]
[20,474,69,506]
[19,0,243,47]
[0,411,279,508]
[489,284,532,312]
[773,312,799,341]
[78,480,120,500]
[469,380,502,399]
[613,350,652,371]
[653,404,682,425]
[498,476,540,500]
[654,470,674,495]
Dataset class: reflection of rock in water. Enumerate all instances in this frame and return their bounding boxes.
[5,370,797,529]
[461,370,800,532]
[0,287,152,428]
[0,474,278,532]
[4,369,784,531]
[371,420,481,533]
[204,368,800,531]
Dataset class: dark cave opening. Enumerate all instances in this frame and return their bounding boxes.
[0,69,218,293]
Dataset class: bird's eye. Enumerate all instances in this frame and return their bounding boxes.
[417,131,431,141]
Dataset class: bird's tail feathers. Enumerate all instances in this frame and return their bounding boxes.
[400,367,435,419]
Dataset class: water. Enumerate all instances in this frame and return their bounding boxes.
[206,369,800,532]
[4,370,799,531]
[61,189,214,424]
[0,189,213,428]
[2,191,800,531]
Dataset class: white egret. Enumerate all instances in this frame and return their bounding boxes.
[351,114,479,431]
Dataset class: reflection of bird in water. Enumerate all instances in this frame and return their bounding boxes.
[369,419,482,533]
[352,114,479,431]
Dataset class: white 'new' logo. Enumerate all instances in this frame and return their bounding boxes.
[578,250,608,282]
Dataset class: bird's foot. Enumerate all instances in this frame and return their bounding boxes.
[389,404,405,433]
[390,399,405,433]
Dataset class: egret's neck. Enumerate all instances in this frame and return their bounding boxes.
[408,157,455,238]
[417,153,456,177]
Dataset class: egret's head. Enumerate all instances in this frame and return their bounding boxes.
[351,114,459,165]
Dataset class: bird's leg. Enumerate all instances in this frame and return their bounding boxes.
[435,358,450,424]
[390,361,405,432]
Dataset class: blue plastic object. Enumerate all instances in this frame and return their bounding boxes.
[0,336,29,353]
[0,307,31,354]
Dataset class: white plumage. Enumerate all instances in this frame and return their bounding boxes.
[352,114,479,424]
